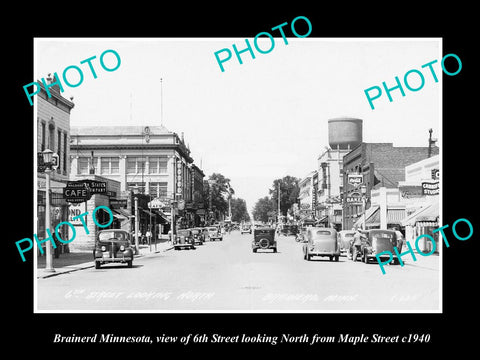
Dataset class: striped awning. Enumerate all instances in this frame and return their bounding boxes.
[354,205,379,228]
[401,202,439,226]
[354,206,405,228]
[388,208,406,224]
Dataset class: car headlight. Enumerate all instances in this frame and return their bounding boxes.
[120,245,125,251]
[101,246,106,251]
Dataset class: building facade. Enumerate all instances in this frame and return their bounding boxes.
[342,142,439,230]
[316,147,351,229]
[298,171,317,220]
[36,76,75,255]
[399,155,440,253]
[70,126,205,238]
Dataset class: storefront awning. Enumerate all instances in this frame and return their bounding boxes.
[354,205,379,228]
[113,208,132,219]
[316,216,328,224]
[354,206,405,228]
[152,209,171,223]
[388,208,406,224]
[402,202,439,226]
[111,209,129,220]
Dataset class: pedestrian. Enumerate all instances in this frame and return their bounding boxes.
[393,227,404,253]
[352,228,364,261]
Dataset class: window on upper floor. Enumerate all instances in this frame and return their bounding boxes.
[126,157,145,174]
[148,156,168,174]
[101,157,120,175]
[77,157,98,174]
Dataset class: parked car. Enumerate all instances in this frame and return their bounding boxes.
[207,226,223,241]
[252,227,277,253]
[93,229,134,269]
[173,229,195,250]
[338,230,356,253]
[240,224,252,234]
[360,229,399,264]
[190,228,205,245]
[303,227,340,261]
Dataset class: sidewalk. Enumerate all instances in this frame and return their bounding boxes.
[36,240,173,279]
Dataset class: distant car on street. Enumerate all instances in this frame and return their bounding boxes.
[280,224,298,236]
[93,229,134,269]
[252,227,277,253]
[338,230,356,253]
[173,229,196,250]
[207,226,223,241]
[190,228,205,245]
[303,227,340,261]
[240,224,252,234]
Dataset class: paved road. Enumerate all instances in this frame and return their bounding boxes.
[36,231,440,312]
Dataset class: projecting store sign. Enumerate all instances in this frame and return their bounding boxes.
[63,180,108,203]
[422,181,439,196]
[348,174,363,186]
[63,182,91,203]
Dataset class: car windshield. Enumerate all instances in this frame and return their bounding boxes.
[315,230,332,236]
[344,233,354,237]
[208,227,217,231]
[98,231,127,241]
[191,229,200,234]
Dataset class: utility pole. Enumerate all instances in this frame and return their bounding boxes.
[160,78,163,126]
[277,182,281,223]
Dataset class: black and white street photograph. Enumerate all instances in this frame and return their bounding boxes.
[9,4,480,355]
[32,37,443,313]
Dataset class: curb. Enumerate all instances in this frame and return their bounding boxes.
[37,245,174,279]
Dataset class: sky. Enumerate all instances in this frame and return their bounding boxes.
[35,38,441,213]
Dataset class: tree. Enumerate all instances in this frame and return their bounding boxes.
[269,176,300,217]
[205,173,234,218]
[252,196,276,223]
[231,198,250,223]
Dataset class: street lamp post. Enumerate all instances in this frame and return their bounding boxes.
[134,193,140,255]
[41,149,56,272]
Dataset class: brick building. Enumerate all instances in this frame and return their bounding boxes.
[342,142,439,230]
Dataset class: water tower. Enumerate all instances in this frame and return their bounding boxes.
[328,117,363,150]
